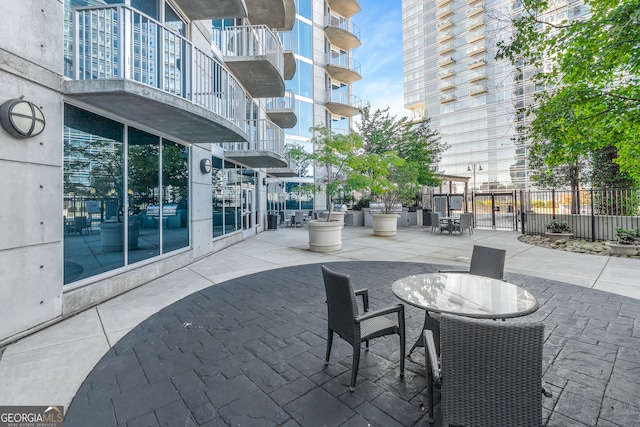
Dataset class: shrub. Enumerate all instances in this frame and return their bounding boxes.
[615,227,640,245]
[546,219,572,233]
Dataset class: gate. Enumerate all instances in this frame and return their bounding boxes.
[471,191,518,230]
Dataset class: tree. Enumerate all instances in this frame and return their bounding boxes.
[289,126,364,221]
[497,0,640,184]
[357,103,446,189]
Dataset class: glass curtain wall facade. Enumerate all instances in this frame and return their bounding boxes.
[402,0,588,191]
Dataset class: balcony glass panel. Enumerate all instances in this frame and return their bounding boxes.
[324,12,361,40]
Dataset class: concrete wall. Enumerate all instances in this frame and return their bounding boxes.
[0,0,66,341]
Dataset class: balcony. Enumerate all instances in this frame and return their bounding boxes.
[439,94,456,103]
[66,5,247,143]
[469,72,487,83]
[325,89,361,117]
[437,18,453,30]
[214,25,285,98]
[324,12,361,50]
[438,44,454,55]
[245,0,296,31]
[467,44,486,56]
[220,119,287,168]
[277,31,296,80]
[438,57,455,66]
[326,0,361,19]
[266,154,298,177]
[173,0,246,20]
[265,90,297,129]
[437,31,454,42]
[469,85,487,95]
[467,17,485,31]
[438,69,455,79]
[467,32,485,43]
[325,52,362,84]
[467,6,484,17]
[467,0,482,4]
[437,6,454,19]
[438,81,455,91]
[437,0,453,6]
[468,58,487,69]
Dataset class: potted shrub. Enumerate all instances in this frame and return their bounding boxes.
[545,219,573,242]
[352,151,421,236]
[606,227,640,256]
[289,126,364,252]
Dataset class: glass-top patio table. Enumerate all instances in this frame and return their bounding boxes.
[392,272,539,355]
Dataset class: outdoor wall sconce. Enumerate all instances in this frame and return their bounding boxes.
[0,97,46,138]
[200,158,212,174]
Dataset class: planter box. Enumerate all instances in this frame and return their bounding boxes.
[372,213,399,237]
[606,242,639,256]
[307,220,344,252]
[545,232,573,242]
[100,222,139,252]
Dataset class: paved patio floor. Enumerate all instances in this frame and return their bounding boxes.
[64,260,640,426]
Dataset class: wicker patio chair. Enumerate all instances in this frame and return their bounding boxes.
[452,212,473,235]
[423,313,545,426]
[430,212,442,234]
[440,244,506,280]
[294,211,305,228]
[321,265,406,391]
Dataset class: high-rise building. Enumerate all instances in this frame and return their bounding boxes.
[0,0,360,344]
[402,0,590,192]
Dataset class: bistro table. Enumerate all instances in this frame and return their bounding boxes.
[392,272,539,355]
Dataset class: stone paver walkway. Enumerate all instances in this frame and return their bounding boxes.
[65,261,640,427]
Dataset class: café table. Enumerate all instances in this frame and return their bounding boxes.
[392,272,539,355]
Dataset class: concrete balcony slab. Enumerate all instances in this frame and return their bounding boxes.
[65,80,247,143]
[173,0,246,20]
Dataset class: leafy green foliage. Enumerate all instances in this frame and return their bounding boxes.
[545,219,572,233]
[497,0,640,185]
[615,226,640,245]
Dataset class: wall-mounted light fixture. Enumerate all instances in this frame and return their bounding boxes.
[0,97,46,138]
[200,158,212,174]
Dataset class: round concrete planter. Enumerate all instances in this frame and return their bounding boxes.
[372,213,399,237]
[605,241,639,256]
[307,219,344,252]
[545,232,573,243]
[100,222,139,252]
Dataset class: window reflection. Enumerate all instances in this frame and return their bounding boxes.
[63,105,190,286]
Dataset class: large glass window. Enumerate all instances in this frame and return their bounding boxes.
[297,0,312,20]
[63,105,190,286]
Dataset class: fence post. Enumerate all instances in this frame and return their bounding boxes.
[551,189,556,219]
[590,188,595,242]
[519,190,525,234]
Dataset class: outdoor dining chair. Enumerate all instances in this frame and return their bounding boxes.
[430,212,442,234]
[440,244,506,280]
[294,211,305,228]
[452,212,473,235]
[321,265,406,391]
[423,313,545,426]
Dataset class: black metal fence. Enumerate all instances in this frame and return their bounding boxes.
[520,189,640,242]
[431,188,640,240]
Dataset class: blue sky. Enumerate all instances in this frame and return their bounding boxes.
[351,0,407,119]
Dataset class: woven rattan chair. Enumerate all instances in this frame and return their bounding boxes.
[321,265,406,391]
[423,313,545,426]
[294,211,305,228]
[440,244,506,280]
[430,212,441,234]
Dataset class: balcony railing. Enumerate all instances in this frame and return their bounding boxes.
[266,89,294,111]
[277,31,294,51]
[213,24,284,77]
[324,12,361,50]
[72,5,246,130]
[220,119,284,155]
[325,12,361,40]
[326,90,361,108]
[326,52,362,76]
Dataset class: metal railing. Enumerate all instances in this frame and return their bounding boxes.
[213,25,284,77]
[326,52,361,75]
[265,89,295,111]
[220,119,284,155]
[325,89,362,109]
[276,31,294,51]
[73,5,247,130]
[521,189,640,241]
[324,12,361,40]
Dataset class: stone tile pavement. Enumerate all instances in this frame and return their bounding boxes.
[64,260,640,426]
